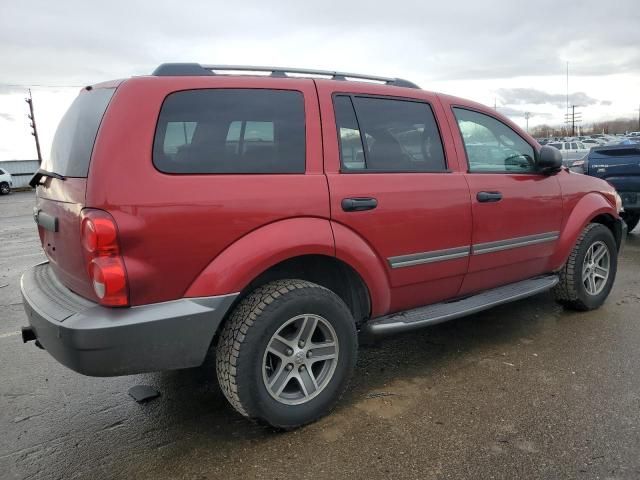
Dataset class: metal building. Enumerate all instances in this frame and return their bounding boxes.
[0,160,38,189]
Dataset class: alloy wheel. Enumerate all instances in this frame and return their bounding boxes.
[262,314,339,405]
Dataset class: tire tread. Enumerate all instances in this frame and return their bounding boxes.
[553,223,612,311]
[216,279,353,428]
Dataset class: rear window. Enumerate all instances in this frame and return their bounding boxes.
[153,89,305,174]
[44,88,114,177]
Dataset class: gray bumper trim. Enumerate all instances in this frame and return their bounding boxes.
[21,262,238,377]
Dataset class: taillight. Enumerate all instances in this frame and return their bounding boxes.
[81,209,129,306]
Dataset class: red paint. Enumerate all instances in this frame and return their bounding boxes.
[34,74,621,319]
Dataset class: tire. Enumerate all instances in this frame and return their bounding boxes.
[621,211,639,233]
[0,182,10,195]
[553,223,617,311]
[216,279,358,429]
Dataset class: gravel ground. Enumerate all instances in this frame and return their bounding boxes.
[1,190,639,480]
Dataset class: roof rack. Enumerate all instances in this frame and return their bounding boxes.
[151,63,419,89]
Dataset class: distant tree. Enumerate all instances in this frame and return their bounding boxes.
[532,117,637,137]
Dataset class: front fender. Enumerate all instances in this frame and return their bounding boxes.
[184,218,335,297]
[549,192,618,270]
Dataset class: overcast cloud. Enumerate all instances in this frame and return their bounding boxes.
[1,0,639,159]
[496,88,611,108]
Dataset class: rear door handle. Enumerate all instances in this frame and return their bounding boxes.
[476,191,503,203]
[341,197,378,212]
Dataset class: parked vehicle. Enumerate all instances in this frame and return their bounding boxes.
[575,145,640,232]
[0,168,12,195]
[21,64,626,429]
[547,141,590,165]
[582,138,606,148]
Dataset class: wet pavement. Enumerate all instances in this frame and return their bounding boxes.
[1,190,640,480]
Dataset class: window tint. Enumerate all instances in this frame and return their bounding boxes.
[549,143,562,149]
[334,95,446,172]
[571,142,578,149]
[153,89,305,174]
[334,96,366,170]
[0,169,4,175]
[44,88,115,177]
[453,108,535,173]
[163,121,197,154]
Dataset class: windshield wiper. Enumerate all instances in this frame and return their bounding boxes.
[29,168,66,187]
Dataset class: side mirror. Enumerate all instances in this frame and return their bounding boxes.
[537,145,563,174]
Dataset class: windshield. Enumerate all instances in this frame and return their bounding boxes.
[43,88,115,177]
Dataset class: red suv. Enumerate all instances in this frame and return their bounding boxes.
[21,64,626,429]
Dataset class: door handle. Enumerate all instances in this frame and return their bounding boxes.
[476,191,503,203]
[341,197,378,212]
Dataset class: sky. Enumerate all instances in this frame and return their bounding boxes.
[1,0,639,160]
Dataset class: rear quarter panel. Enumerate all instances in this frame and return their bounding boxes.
[87,76,329,306]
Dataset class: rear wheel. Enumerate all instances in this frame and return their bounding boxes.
[621,211,639,233]
[553,223,617,311]
[0,182,10,195]
[216,279,358,429]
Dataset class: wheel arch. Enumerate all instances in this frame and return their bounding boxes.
[234,254,371,326]
[550,192,620,269]
[184,217,388,323]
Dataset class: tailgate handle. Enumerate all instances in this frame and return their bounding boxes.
[341,197,378,212]
[476,191,503,203]
[33,208,58,232]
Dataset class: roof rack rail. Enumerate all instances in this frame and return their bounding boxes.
[151,63,419,89]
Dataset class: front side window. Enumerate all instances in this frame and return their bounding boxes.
[334,95,447,172]
[153,89,305,174]
[453,108,535,173]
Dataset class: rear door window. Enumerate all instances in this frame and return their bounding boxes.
[44,88,115,177]
[334,95,447,172]
[153,89,305,174]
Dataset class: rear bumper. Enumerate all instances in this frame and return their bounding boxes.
[21,262,238,377]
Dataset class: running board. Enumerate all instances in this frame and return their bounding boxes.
[363,275,559,336]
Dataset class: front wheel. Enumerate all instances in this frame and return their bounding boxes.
[553,223,617,311]
[216,279,358,429]
[0,182,10,195]
[621,211,639,233]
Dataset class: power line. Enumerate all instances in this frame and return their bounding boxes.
[1,83,86,88]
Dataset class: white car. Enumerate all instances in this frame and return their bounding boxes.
[547,141,590,165]
[582,138,606,148]
[0,168,13,195]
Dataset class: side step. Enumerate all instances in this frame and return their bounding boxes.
[363,275,559,336]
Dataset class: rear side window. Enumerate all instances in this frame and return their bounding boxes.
[334,95,447,172]
[44,88,115,177]
[153,89,305,174]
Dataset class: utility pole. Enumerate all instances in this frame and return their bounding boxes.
[25,89,42,164]
[524,112,531,132]
[564,105,582,136]
[566,61,569,136]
